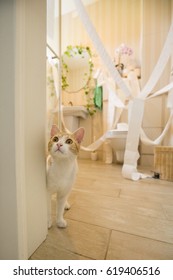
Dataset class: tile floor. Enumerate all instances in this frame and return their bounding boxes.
[30,159,173,260]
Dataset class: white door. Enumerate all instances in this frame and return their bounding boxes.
[16,0,48,259]
[0,0,47,259]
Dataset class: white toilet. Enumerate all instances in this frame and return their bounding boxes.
[105,123,128,164]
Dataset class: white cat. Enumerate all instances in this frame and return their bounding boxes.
[47,124,85,228]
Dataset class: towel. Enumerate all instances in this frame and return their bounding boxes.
[94,85,103,110]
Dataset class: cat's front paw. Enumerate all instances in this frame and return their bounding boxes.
[57,219,67,228]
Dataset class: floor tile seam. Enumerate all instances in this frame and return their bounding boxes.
[63,249,95,260]
[102,204,168,220]
[71,191,170,210]
[106,223,173,245]
[48,218,173,248]
[110,228,173,246]
[66,217,112,233]
[37,237,96,260]
[49,217,173,247]
[51,229,107,260]
[65,216,173,245]
[68,203,166,219]
[67,204,173,224]
[117,189,121,198]
[104,229,112,260]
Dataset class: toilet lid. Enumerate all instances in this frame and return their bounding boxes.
[106,130,128,138]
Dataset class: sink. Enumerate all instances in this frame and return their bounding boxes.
[62,105,88,119]
[62,105,88,132]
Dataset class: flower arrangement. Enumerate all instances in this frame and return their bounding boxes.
[114,43,133,72]
[116,43,133,56]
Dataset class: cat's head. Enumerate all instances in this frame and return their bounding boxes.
[48,125,85,159]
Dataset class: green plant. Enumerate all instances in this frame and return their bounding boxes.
[84,85,96,116]
[62,45,96,116]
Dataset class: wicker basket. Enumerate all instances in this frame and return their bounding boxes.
[154,146,173,182]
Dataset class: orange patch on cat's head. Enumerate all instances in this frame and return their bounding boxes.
[48,125,85,157]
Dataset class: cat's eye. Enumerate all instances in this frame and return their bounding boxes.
[53,136,59,142]
[65,138,73,144]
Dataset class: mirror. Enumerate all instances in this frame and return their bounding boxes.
[62,45,93,93]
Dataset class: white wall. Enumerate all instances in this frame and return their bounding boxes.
[24,0,47,258]
[0,0,19,259]
[0,0,47,260]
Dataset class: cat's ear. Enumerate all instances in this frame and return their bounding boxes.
[50,124,60,137]
[72,127,85,144]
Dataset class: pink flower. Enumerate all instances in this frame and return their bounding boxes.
[115,44,133,56]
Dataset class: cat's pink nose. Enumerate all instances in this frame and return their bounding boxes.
[56,143,62,149]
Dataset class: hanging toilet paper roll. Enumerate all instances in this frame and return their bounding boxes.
[122,98,144,180]
[122,164,141,181]
[122,164,151,181]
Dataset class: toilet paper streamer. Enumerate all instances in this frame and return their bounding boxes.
[146,81,173,100]
[127,71,140,97]
[122,164,151,181]
[140,22,173,99]
[73,0,173,180]
[73,0,131,99]
[122,22,173,180]
[140,110,173,146]
[81,133,107,152]
[122,98,145,180]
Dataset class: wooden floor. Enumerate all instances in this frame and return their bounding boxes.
[30,159,173,260]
